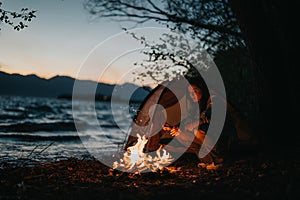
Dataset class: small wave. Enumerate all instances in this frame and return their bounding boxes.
[0,122,88,132]
[97,114,113,120]
[3,108,25,113]
[0,114,26,120]
[0,134,90,142]
[100,124,119,129]
[25,105,54,113]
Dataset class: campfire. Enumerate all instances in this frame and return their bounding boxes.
[113,134,174,173]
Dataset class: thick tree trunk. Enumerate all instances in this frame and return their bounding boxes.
[228,0,295,146]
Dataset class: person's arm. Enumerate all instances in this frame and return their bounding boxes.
[184,121,201,131]
[163,145,186,153]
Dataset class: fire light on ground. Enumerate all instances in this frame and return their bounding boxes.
[113,134,174,173]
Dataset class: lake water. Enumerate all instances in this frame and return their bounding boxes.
[0,96,140,166]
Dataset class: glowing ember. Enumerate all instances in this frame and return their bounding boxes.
[113,134,174,173]
[198,162,223,171]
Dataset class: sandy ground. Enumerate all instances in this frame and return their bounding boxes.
[1,146,299,200]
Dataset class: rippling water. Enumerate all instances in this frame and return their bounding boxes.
[0,95,140,165]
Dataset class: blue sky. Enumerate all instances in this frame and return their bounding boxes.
[0,0,162,84]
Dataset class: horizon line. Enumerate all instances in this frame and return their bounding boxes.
[0,70,155,88]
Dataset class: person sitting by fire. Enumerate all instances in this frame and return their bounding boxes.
[160,79,237,164]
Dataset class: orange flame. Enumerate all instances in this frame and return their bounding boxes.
[113,134,173,173]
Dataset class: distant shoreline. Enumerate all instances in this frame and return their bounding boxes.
[57,94,144,104]
[0,71,151,102]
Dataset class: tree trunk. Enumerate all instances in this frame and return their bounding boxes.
[228,0,295,146]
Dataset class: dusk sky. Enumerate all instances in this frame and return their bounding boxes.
[0,0,163,84]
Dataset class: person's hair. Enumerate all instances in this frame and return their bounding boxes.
[187,76,210,112]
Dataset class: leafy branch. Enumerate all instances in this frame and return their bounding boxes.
[0,1,36,31]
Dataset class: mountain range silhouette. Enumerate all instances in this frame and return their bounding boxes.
[0,71,151,102]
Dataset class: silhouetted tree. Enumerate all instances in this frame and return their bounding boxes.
[0,1,36,31]
[83,0,294,145]
[83,0,244,55]
[227,0,294,144]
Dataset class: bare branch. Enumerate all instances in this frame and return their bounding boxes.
[83,0,244,54]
